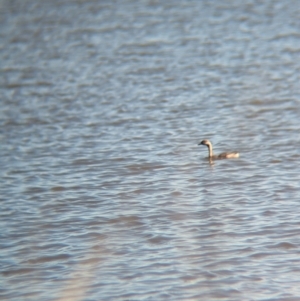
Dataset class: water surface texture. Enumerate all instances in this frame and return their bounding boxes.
[1,0,300,300]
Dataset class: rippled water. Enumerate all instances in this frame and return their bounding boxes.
[1,0,300,300]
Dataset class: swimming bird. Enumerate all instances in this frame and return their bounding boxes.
[198,139,239,159]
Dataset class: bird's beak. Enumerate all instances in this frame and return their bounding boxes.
[198,142,202,145]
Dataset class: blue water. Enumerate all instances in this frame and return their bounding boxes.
[1,0,300,300]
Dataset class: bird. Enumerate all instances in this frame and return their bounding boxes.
[198,139,239,159]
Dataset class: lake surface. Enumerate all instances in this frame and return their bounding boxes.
[1,0,300,300]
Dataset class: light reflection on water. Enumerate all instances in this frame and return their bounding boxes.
[1,0,300,300]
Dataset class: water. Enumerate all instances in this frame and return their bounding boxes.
[1,0,300,300]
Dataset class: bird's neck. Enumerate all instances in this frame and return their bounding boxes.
[208,144,213,157]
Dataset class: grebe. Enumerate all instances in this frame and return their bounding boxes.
[198,139,239,159]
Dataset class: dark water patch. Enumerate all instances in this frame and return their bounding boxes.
[24,186,47,194]
[147,235,171,245]
[2,267,37,277]
[25,253,72,265]
[50,186,66,192]
[268,242,298,250]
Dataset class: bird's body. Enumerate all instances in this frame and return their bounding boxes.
[198,139,239,159]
